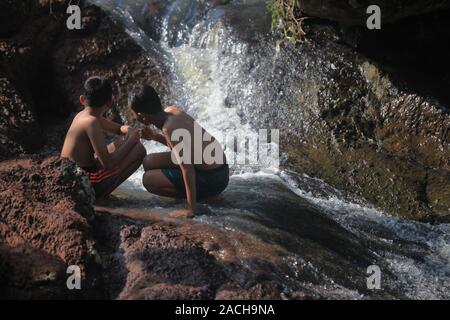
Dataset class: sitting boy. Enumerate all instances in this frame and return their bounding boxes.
[61,76,146,200]
[128,84,229,218]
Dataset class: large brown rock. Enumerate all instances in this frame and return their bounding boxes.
[0,1,74,158]
[92,209,288,300]
[0,156,102,299]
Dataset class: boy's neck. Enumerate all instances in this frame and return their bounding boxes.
[152,111,169,129]
[85,106,105,117]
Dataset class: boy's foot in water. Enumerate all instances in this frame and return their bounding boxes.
[168,209,195,219]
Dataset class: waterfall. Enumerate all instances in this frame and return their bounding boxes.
[89,0,450,299]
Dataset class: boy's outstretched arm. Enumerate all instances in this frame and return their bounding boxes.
[163,127,197,217]
[99,116,130,135]
[141,127,168,146]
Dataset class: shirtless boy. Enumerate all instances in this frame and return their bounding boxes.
[128,84,229,218]
[61,76,146,200]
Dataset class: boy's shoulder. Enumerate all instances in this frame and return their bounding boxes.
[75,111,99,124]
[74,111,99,127]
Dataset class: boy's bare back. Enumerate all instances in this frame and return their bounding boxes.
[162,106,225,170]
[61,111,98,168]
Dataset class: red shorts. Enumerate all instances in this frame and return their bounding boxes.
[83,161,120,198]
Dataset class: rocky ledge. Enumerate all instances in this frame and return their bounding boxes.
[2,157,397,299]
[0,157,284,299]
[0,157,283,299]
[0,156,99,298]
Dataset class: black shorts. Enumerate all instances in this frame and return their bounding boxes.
[161,164,230,200]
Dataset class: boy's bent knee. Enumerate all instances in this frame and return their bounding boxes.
[134,142,146,160]
[143,171,156,192]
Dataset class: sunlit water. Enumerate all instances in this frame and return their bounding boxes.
[91,0,450,299]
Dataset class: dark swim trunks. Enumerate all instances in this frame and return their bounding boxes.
[83,161,120,198]
[162,164,230,200]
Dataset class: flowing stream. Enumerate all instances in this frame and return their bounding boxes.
[91,0,450,299]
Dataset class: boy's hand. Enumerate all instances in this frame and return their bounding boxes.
[128,128,142,144]
[168,209,195,219]
[120,125,131,135]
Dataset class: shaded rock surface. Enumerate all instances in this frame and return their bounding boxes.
[0,73,42,161]
[300,0,450,25]
[92,200,399,300]
[0,156,101,299]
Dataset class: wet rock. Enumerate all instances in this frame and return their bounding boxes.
[215,282,283,300]
[0,156,101,299]
[236,20,450,221]
[92,189,401,300]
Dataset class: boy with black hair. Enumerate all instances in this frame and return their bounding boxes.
[128,84,229,218]
[61,76,146,200]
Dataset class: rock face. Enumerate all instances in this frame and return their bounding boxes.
[221,11,450,220]
[300,0,450,25]
[51,4,167,122]
[0,0,70,159]
[94,208,287,300]
[0,156,101,299]
[0,0,32,36]
[0,74,42,161]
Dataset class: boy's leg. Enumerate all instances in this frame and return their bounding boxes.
[143,152,177,171]
[107,138,126,153]
[143,169,182,198]
[96,141,146,199]
[142,152,182,198]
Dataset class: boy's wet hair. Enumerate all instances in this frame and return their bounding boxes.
[83,76,113,108]
[128,84,163,115]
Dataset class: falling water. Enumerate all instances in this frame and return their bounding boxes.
[90,0,450,299]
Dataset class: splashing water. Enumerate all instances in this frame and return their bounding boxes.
[90,0,450,299]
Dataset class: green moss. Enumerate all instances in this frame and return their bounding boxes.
[267,0,306,44]
[285,140,433,221]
